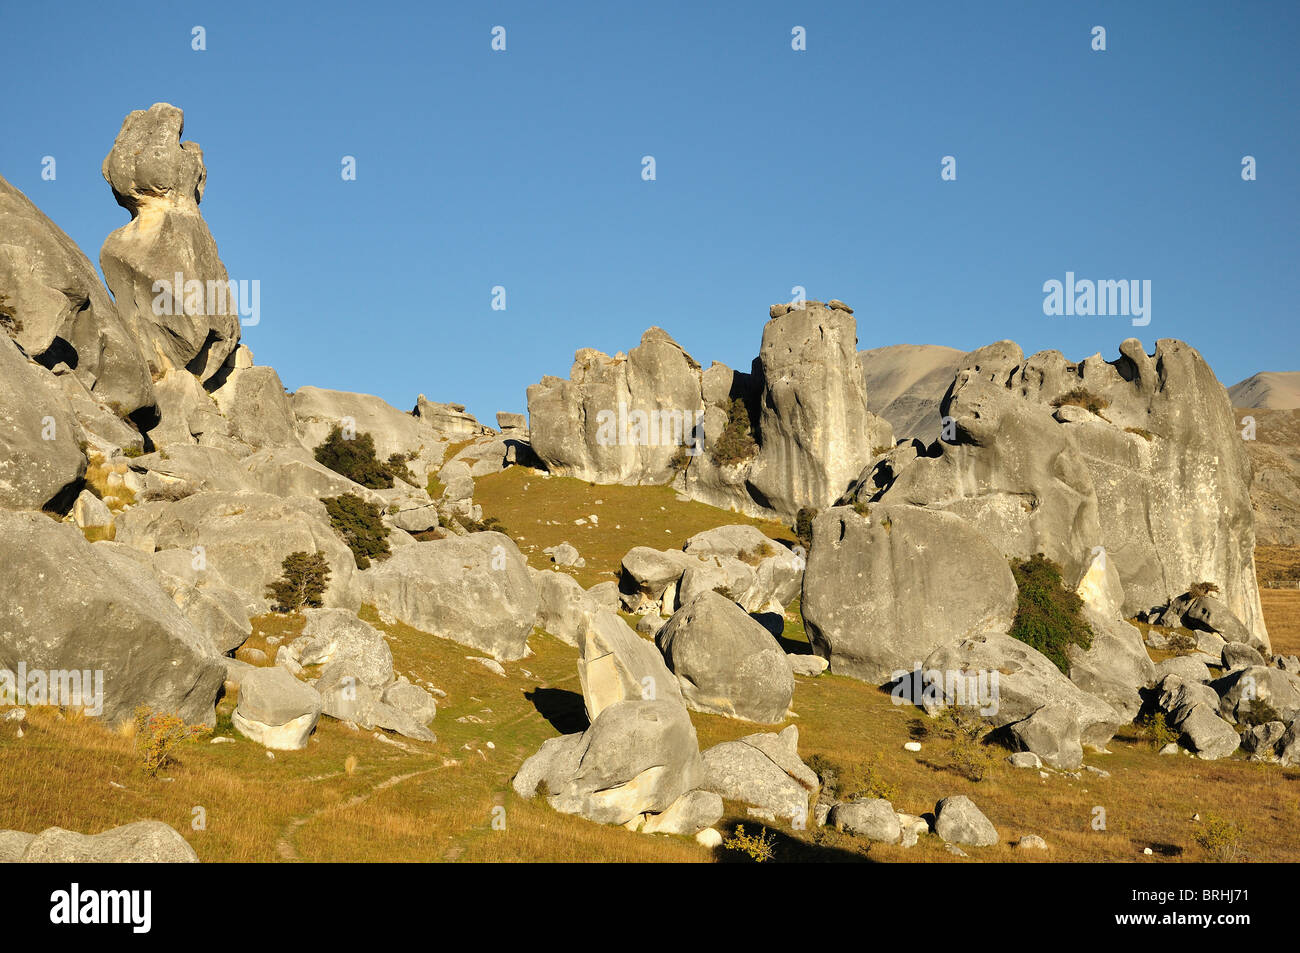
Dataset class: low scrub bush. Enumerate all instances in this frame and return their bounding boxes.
[723,825,776,863]
[710,397,758,467]
[1051,388,1110,415]
[133,706,205,776]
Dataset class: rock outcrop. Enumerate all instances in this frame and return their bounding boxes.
[99,103,241,385]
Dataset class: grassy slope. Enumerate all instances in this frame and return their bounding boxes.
[2,467,1298,862]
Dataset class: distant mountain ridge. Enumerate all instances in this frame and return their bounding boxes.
[1229,372,1300,410]
[858,343,969,442]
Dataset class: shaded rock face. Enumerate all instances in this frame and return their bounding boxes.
[874,338,1267,649]
[1234,408,1300,547]
[526,307,892,521]
[0,174,155,418]
[0,336,86,510]
[99,103,240,385]
[801,504,1018,683]
[0,511,224,727]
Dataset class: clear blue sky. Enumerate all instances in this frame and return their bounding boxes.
[3,0,1296,421]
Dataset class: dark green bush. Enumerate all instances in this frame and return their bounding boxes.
[324,493,391,569]
[710,397,758,467]
[795,507,818,552]
[266,551,331,612]
[1008,553,1093,675]
[313,426,394,489]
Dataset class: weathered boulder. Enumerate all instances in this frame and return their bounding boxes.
[1214,666,1300,723]
[517,699,705,827]
[232,665,321,750]
[19,821,198,862]
[128,444,254,496]
[292,386,446,478]
[746,303,894,520]
[830,798,901,843]
[210,365,299,453]
[413,396,486,436]
[0,510,223,726]
[532,569,595,646]
[934,795,998,847]
[99,103,240,384]
[241,445,385,503]
[1154,656,1213,684]
[150,548,253,654]
[0,336,86,510]
[358,533,537,660]
[699,725,818,824]
[1174,704,1240,760]
[638,789,724,836]
[1222,642,1266,672]
[655,591,793,723]
[291,609,393,689]
[802,504,1018,683]
[1007,705,1084,769]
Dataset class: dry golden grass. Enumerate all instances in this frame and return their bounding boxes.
[1262,588,1300,657]
[472,466,794,589]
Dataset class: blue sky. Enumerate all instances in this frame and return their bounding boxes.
[3,0,1296,421]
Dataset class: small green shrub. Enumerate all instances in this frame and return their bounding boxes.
[1189,580,1220,599]
[1138,711,1179,749]
[324,493,391,569]
[1124,427,1154,441]
[935,708,997,782]
[313,426,394,489]
[710,397,758,467]
[386,452,418,486]
[122,446,145,458]
[266,551,331,611]
[723,825,776,863]
[1008,553,1093,675]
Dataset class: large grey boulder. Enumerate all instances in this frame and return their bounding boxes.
[150,548,253,654]
[115,491,359,611]
[920,632,1122,747]
[526,327,704,486]
[655,591,793,723]
[19,821,198,862]
[232,665,322,750]
[241,445,385,503]
[0,336,86,510]
[0,173,155,417]
[291,609,393,689]
[128,444,254,496]
[99,103,240,384]
[358,533,537,660]
[700,725,818,824]
[147,369,230,449]
[934,795,998,847]
[515,698,705,827]
[830,798,901,843]
[1007,705,1084,769]
[802,504,1018,683]
[292,386,446,480]
[0,510,223,726]
[1174,704,1240,760]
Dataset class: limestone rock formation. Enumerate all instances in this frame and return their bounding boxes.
[0,510,224,726]
[99,103,240,384]
[0,174,156,418]
[0,336,85,510]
